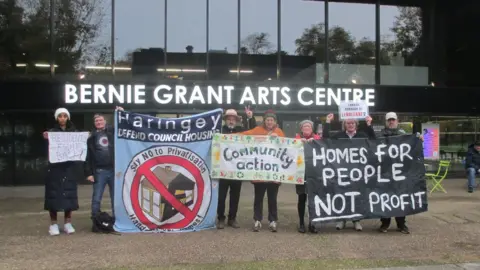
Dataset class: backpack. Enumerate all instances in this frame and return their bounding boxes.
[92,212,116,234]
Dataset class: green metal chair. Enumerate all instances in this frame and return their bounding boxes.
[425,160,450,194]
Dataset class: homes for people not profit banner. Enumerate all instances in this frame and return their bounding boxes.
[211,134,305,184]
[305,135,427,223]
[114,109,222,233]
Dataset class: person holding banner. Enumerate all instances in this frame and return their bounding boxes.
[241,109,285,232]
[85,106,123,232]
[379,112,424,234]
[216,107,256,229]
[295,120,320,234]
[42,108,86,236]
[323,113,375,232]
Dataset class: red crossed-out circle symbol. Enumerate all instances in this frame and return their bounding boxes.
[129,155,205,230]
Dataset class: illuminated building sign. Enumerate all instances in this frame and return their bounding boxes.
[64,84,375,107]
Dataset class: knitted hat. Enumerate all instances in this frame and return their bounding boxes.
[299,120,314,129]
[54,108,70,120]
[263,109,277,121]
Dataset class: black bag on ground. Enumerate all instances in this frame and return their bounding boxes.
[92,212,115,233]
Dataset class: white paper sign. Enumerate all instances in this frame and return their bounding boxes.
[339,100,369,120]
[48,132,89,163]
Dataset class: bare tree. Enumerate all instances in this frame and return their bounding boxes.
[241,32,273,54]
[1,0,106,73]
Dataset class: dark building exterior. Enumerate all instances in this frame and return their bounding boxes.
[0,0,478,185]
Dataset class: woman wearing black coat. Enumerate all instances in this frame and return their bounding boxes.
[43,108,87,236]
[323,113,375,232]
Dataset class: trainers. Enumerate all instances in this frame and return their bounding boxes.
[253,221,261,232]
[63,223,75,234]
[49,224,60,236]
[227,219,240,229]
[353,221,363,231]
[269,221,277,232]
[397,226,410,234]
[336,221,346,230]
[379,225,388,233]
[468,187,473,193]
[217,219,225,229]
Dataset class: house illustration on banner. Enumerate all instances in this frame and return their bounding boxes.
[140,165,196,223]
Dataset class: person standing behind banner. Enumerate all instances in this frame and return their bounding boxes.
[378,112,424,234]
[216,107,256,229]
[241,109,285,232]
[295,120,320,234]
[323,113,375,232]
[42,108,88,236]
[85,106,123,233]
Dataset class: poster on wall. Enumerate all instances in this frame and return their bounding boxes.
[422,123,440,160]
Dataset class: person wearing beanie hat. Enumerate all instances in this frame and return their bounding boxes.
[42,108,86,236]
[216,107,256,230]
[241,109,285,233]
[54,108,70,120]
[294,119,320,234]
[323,112,375,232]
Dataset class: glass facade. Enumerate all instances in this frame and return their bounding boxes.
[0,0,479,185]
[1,0,438,85]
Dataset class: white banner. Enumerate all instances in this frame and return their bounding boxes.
[211,134,305,184]
[48,132,89,163]
[339,100,369,120]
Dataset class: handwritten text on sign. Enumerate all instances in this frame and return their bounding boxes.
[211,134,305,184]
[48,132,89,163]
[305,135,427,222]
[338,100,369,120]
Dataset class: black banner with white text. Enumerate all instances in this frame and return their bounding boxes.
[305,135,427,223]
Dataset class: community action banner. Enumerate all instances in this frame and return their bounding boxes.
[211,134,305,184]
[114,109,222,233]
[305,135,427,223]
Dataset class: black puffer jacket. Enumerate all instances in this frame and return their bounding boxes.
[466,144,480,170]
[44,122,86,212]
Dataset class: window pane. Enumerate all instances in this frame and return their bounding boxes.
[240,0,277,81]
[115,0,165,80]
[380,5,428,86]
[281,0,324,82]
[167,0,207,80]
[328,2,375,84]
[209,0,238,80]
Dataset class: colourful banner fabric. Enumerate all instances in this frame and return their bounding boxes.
[114,109,222,233]
[211,134,305,184]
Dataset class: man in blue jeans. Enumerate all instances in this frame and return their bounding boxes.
[86,108,122,231]
[466,141,480,193]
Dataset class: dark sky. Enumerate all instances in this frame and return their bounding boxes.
[103,0,400,58]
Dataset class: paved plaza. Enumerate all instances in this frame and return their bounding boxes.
[0,179,479,270]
